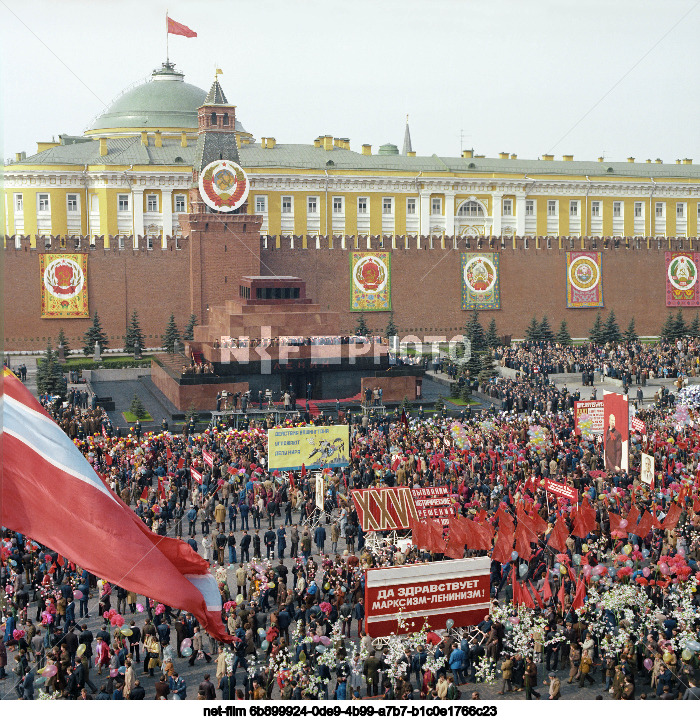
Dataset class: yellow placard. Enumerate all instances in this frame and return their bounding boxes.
[268,426,350,471]
[40,254,89,318]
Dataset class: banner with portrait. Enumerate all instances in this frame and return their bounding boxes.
[350,251,391,312]
[40,253,89,318]
[666,252,700,306]
[566,251,603,308]
[461,252,500,309]
[640,452,655,487]
[603,391,629,473]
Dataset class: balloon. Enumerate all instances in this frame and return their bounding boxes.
[77,644,86,657]
[659,563,670,576]
[663,652,673,664]
[620,520,629,529]
[642,549,650,558]
[633,545,639,551]
[320,636,331,646]
[623,544,632,555]
[136,604,145,613]
[572,554,581,566]
[258,627,266,638]
[591,575,600,582]
[315,645,325,653]
[625,560,634,568]
[682,649,693,661]
[312,634,320,643]
[582,544,589,552]
[236,594,244,605]
[261,640,269,651]
[73,590,83,600]
[120,626,133,636]
[511,551,519,561]
[110,668,119,677]
[643,658,653,671]
[43,665,57,678]
[445,619,455,630]
[642,567,651,577]
[182,647,193,657]
[519,563,528,577]
[118,666,127,675]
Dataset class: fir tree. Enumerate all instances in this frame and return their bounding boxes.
[37,341,66,397]
[689,313,700,339]
[465,308,486,353]
[486,318,500,349]
[186,403,199,425]
[56,327,71,356]
[460,382,472,404]
[602,310,621,344]
[183,313,198,342]
[129,394,148,420]
[162,314,181,354]
[623,317,638,343]
[124,310,145,354]
[83,311,109,356]
[434,395,445,417]
[555,320,572,346]
[524,316,539,342]
[673,309,688,339]
[401,395,413,413]
[385,311,398,342]
[478,350,497,385]
[355,313,369,337]
[660,311,676,342]
[589,312,604,345]
[538,316,554,343]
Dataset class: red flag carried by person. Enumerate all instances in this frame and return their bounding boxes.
[528,581,544,609]
[464,518,494,551]
[444,515,468,559]
[139,486,149,502]
[547,515,570,552]
[661,502,681,530]
[572,576,586,610]
[2,370,232,642]
[167,16,197,37]
[542,574,553,601]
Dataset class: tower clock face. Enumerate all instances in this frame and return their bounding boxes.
[198,159,249,212]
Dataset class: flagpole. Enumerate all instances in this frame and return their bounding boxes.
[166,10,169,64]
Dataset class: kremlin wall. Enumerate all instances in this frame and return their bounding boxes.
[3,230,695,352]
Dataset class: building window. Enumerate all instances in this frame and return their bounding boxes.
[67,194,78,212]
[333,196,343,213]
[431,198,442,215]
[458,200,484,217]
[547,200,557,216]
[14,194,23,212]
[174,194,186,213]
[281,196,292,214]
[255,196,267,213]
[118,194,130,212]
[222,112,229,126]
[613,201,622,217]
[634,202,643,218]
[357,197,368,214]
[502,198,512,216]
[210,112,217,126]
[146,195,158,212]
[569,200,578,216]
[677,202,685,218]
[382,197,393,214]
[406,198,416,215]
[38,194,50,211]
[656,202,664,218]
[525,200,534,216]
[307,196,318,214]
[591,201,600,217]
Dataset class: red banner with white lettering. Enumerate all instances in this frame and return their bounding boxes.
[202,450,214,468]
[364,558,491,637]
[544,478,578,502]
[351,486,455,533]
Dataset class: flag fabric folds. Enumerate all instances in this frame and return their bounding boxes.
[547,516,570,552]
[167,16,197,37]
[2,372,231,642]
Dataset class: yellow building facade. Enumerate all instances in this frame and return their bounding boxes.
[4,63,700,246]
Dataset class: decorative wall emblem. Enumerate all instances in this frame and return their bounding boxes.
[199,160,249,212]
[40,254,89,318]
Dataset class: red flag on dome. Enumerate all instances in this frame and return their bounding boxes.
[167,16,197,37]
[2,370,231,642]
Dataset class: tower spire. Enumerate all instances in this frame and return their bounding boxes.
[402,114,413,156]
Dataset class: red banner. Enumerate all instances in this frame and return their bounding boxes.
[202,450,214,468]
[364,558,491,637]
[191,468,202,484]
[351,486,455,533]
[603,391,629,472]
[545,478,578,502]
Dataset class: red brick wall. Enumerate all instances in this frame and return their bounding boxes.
[4,232,697,352]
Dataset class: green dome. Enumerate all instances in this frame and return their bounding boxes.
[88,63,247,134]
[378,143,399,155]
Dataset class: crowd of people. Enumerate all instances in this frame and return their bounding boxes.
[4,338,700,701]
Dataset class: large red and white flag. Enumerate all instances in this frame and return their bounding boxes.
[631,416,646,435]
[2,370,231,641]
[167,16,197,37]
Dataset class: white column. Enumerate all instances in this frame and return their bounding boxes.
[515,192,527,236]
[444,191,455,236]
[161,188,173,247]
[491,192,503,236]
[132,189,144,243]
[419,192,430,236]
